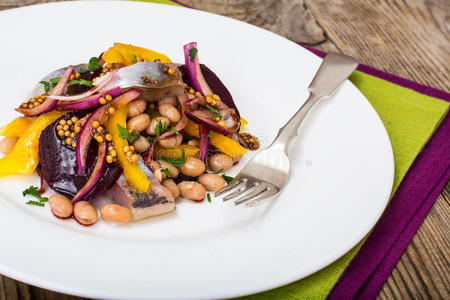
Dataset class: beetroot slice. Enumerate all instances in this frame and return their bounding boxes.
[56,87,121,111]
[39,113,121,201]
[16,65,74,116]
[72,142,107,203]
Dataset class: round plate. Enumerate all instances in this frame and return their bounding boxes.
[0,1,394,299]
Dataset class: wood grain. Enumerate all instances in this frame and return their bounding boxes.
[0,0,449,299]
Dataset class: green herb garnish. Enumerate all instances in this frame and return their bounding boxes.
[132,54,137,63]
[207,130,213,139]
[40,77,62,93]
[22,186,48,204]
[161,168,172,178]
[117,124,139,143]
[156,120,168,138]
[79,57,101,73]
[49,77,61,86]
[146,136,153,143]
[68,79,93,87]
[40,81,50,93]
[206,105,222,120]
[189,47,198,62]
[26,200,45,207]
[161,148,186,167]
[171,127,179,135]
[221,174,234,184]
[207,193,212,203]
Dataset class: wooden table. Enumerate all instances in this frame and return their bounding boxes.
[0,0,449,299]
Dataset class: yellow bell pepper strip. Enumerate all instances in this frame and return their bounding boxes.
[102,47,126,65]
[240,117,248,131]
[106,106,149,193]
[153,144,199,160]
[103,43,172,66]
[0,117,34,137]
[184,121,247,158]
[0,111,65,177]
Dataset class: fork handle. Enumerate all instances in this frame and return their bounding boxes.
[271,53,358,151]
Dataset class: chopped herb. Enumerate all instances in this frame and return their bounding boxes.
[189,47,198,62]
[132,54,137,63]
[117,124,139,143]
[161,168,172,178]
[26,200,45,207]
[161,148,186,167]
[207,130,213,139]
[68,79,93,87]
[40,81,51,93]
[206,105,222,120]
[207,193,212,203]
[49,77,61,86]
[146,136,153,143]
[22,186,48,203]
[79,57,100,73]
[171,127,179,135]
[155,120,168,138]
[221,174,234,184]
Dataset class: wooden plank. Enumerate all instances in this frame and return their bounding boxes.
[305,0,450,91]
[0,0,448,299]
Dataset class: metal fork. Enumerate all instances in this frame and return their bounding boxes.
[215,53,359,206]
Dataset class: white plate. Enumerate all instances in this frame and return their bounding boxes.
[0,1,394,299]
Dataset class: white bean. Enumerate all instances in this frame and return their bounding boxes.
[178,181,206,201]
[198,174,226,191]
[127,114,151,133]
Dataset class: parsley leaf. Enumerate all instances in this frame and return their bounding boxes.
[206,105,222,120]
[156,120,168,138]
[49,77,61,86]
[40,81,50,93]
[161,148,186,167]
[23,186,48,203]
[26,200,45,207]
[189,47,198,62]
[132,54,137,63]
[207,130,213,139]
[161,168,172,178]
[79,57,101,73]
[207,193,212,203]
[117,124,139,143]
[221,174,234,184]
[68,79,93,87]
[171,127,179,135]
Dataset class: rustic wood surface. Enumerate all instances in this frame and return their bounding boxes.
[0,0,449,299]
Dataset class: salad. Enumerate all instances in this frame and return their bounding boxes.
[0,43,259,226]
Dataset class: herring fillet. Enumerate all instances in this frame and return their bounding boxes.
[111,175,175,220]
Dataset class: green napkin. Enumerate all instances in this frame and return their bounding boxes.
[126,1,450,298]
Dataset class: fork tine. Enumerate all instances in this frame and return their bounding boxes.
[244,187,279,207]
[223,181,259,201]
[215,178,246,197]
[234,183,269,205]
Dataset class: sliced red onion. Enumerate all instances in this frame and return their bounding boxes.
[72,142,107,203]
[110,89,141,108]
[185,108,240,134]
[199,125,209,162]
[46,69,119,101]
[15,65,74,116]
[143,139,157,170]
[183,42,213,96]
[56,87,121,111]
[76,105,107,175]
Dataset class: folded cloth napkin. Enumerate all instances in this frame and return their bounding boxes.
[134,1,450,298]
